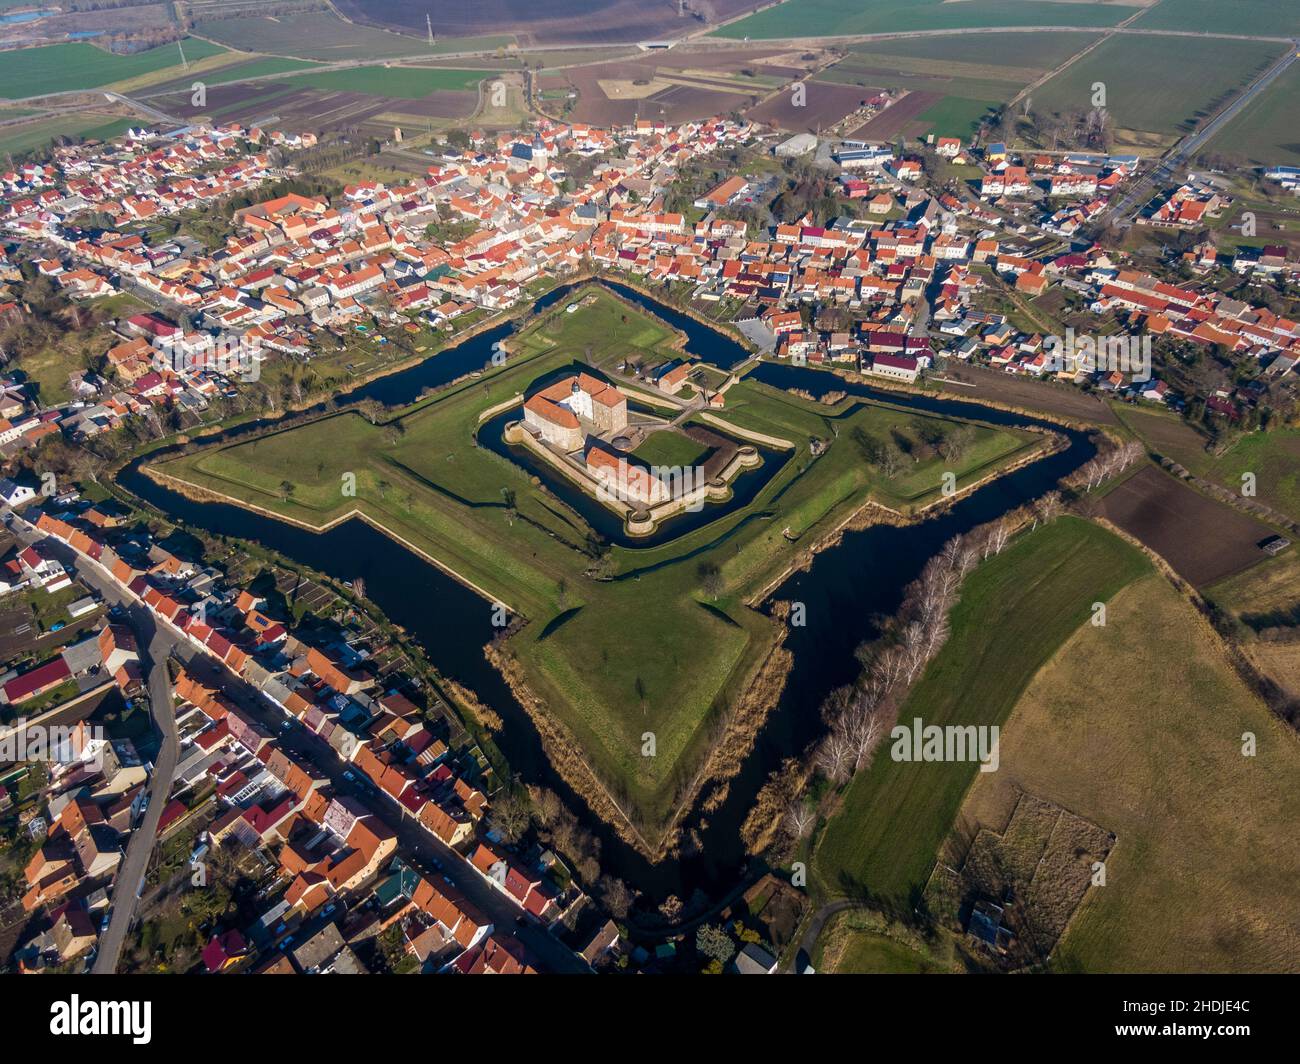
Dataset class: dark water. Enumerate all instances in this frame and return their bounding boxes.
[116,284,1097,903]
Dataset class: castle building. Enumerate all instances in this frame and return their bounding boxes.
[523,372,627,451]
[585,447,669,507]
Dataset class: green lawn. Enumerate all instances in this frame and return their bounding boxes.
[915,96,1001,140]
[811,517,1151,905]
[155,285,1045,837]
[512,289,686,372]
[631,431,711,469]
[820,926,950,973]
[714,0,1136,40]
[0,38,228,100]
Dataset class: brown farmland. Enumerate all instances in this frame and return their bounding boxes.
[744,81,879,134]
[153,81,475,133]
[1098,466,1274,588]
[334,0,765,47]
[845,90,943,141]
[559,47,804,126]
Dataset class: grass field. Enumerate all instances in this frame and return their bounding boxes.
[814,909,959,973]
[14,323,106,405]
[811,517,1151,905]
[1131,0,1300,37]
[1207,62,1300,167]
[1206,551,1300,630]
[197,12,513,62]
[1115,404,1300,526]
[0,113,135,157]
[714,0,1136,40]
[0,38,228,100]
[958,573,1300,972]
[279,66,492,99]
[154,286,1041,837]
[1029,35,1286,140]
[914,96,1001,140]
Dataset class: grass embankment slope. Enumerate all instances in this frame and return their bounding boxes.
[962,573,1300,972]
[812,517,1151,904]
[153,287,1039,835]
[815,909,961,974]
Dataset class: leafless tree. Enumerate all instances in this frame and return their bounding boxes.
[843,692,886,774]
[900,620,930,684]
[489,787,531,843]
[870,643,908,694]
[1033,489,1064,528]
[815,729,855,784]
[599,876,634,918]
[984,519,1011,558]
[784,799,817,839]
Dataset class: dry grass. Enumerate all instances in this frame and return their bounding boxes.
[959,573,1300,972]
[1244,643,1300,700]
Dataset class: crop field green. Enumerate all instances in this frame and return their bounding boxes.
[714,0,1137,41]
[811,517,1150,905]
[154,285,1042,838]
[1207,62,1300,167]
[0,38,228,101]
[1131,0,1300,37]
[1029,35,1286,140]
[278,65,491,98]
[197,12,513,62]
[0,113,135,157]
[958,574,1300,972]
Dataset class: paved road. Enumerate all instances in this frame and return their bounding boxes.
[1107,42,1299,225]
[90,611,178,973]
[8,507,584,970]
[4,508,180,974]
[786,899,865,974]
